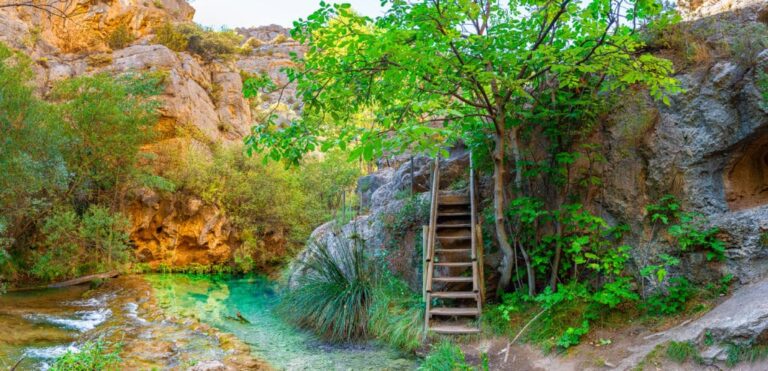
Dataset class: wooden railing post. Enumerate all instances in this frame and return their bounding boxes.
[422,225,428,302]
[469,152,484,305]
[424,157,440,334]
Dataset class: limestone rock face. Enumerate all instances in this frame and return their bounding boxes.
[10,0,194,53]
[0,2,300,268]
[127,188,235,268]
[677,0,767,20]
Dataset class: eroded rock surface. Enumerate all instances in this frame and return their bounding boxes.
[0,1,303,268]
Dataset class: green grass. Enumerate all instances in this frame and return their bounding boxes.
[726,343,768,366]
[419,341,472,371]
[368,275,425,352]
[279,236,376,342]
[665,341,701,364]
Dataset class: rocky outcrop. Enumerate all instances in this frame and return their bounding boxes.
[127,188,235,268]
[613,277,768,369]
[595,4,768,285]
[288,148,471,290]
[9,0,194,53]
[677,0,767,20]
[0,1,303,268]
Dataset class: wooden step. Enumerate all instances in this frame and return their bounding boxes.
[430,291,478,299]
[434,262,473,267]
[438,212,471,217]
[430,307,480,316]
[439,194,470,205]
[434,248,471,254]
[436,224,471,229]
[432,276,473,283]
[430,324,481,335]
[437,235,471,241]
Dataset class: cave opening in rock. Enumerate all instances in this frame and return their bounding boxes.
[725,133,768,210]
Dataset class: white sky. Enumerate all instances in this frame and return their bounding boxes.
[191,0,387,28]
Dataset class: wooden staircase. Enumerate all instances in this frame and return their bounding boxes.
[423,155,485,336]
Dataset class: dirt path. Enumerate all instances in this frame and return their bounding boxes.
[458,278,768,370]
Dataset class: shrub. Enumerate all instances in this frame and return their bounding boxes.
[279,236,376,342]
[646,276,693,315]
[49,340,121,371]
[271,34,288,44]
[153,22,188,51]
[368,274,425,352]
[758,71,768,111]
[153,22,242,61]
[420,341,472,371]
[0,41,160,284]
[32,205,132,281]
[107,25,134,50]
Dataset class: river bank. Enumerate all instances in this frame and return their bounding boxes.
[0,274,416,370]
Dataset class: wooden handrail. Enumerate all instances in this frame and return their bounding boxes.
[425,157,440,295]
[469,152,485,303]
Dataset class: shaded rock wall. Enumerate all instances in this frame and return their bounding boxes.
[600,5,768,284]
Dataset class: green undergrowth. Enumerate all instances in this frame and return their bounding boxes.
[368,273,426,352]
[665,340,702,364]
[726,342,768,366]
[279,237,375,342]
[49,340,122,371]
[279,234,426,352]
[419,341,472,371]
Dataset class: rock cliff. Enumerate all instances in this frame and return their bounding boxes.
[0,1,302,268]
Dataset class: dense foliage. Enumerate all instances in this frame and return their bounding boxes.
[0,42,161,284]
[165,147,360,270]
[245,0,681,301]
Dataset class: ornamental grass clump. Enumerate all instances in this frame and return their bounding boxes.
[279,235,376,342]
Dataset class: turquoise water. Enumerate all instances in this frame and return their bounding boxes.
[144,274,418,370]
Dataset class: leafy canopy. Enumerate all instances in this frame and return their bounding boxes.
[246,0,681,164]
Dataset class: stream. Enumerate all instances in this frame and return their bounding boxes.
[0,274,417,370]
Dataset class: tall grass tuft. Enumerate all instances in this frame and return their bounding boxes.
[368,274,425,352]
[279,235,376,342]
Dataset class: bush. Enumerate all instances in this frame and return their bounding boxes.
[279,236,376,342]
[153,22,242,61]
[420,341,472,371]
[646,277,693,315]
[153,22,188,51]
[758,71,768,110]
[726,342,768,366]
[107,24,134,50]
[32,205,132,281]
[49,340,121,371]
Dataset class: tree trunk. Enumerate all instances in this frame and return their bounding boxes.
[549,221,563,291]
[492,132,515,294]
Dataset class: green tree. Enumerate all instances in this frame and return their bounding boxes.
[246,0,680,294]
[50,73,161,206]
